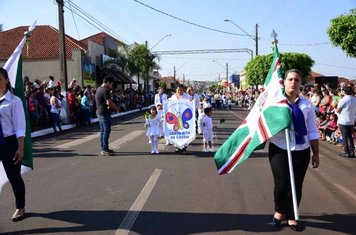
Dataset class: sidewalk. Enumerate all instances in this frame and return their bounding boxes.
[31,107,148,138]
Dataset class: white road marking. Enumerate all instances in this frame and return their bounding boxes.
[56,133,100,149]
[110,130,145,149]
[333,183,356,201]
[229,110,245,121]
[116,168,162,235]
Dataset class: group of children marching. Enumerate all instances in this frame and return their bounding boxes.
[144,101,216,154]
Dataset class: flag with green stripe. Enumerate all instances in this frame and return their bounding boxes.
[214,45,291,175]
[0,23,35,191]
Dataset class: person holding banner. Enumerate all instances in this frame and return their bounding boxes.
[0,68,26,221]
[269,69,319,231]
[169,84,191,152]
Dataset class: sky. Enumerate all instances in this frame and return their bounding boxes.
[1,0,355,82]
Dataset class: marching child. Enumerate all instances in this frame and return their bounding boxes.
[197,101,205,134]
[202,107,215,152]
[145,105,161,154]
[156,103,170,145]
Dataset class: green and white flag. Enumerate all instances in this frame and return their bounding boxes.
[0,23,36,191]
[214,45,291,175]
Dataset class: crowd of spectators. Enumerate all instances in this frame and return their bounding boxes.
[24,76,155,132]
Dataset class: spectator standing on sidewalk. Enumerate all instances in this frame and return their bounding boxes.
[336,86,356,158]
[96,76,120,156]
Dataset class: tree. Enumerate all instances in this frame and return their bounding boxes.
[327,9,356,58]
[128,44,160,92]
[245,52,314,86]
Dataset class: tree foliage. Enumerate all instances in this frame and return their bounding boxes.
[327,9,356,58]
[245,52,314,86]
[128,44,160,92]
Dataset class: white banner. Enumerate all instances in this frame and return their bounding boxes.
[164,99,196,149]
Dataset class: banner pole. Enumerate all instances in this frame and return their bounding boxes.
[285,128,299,220]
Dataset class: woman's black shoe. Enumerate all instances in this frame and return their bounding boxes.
[288,223,304,232]
[272,217,282,226]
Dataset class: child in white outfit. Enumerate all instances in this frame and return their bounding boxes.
[145,106,161,154]
[197,102,205,134]
[202,107,215,152]
[156,103,169,145]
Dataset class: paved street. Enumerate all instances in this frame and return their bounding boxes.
[0,105,355,235]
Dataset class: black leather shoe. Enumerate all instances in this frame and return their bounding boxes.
[348,154,355,158]
[288,222,304,232]
[272,217,282,226]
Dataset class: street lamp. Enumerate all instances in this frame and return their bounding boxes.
[224,19,258,56]
[212,60,228,82]
[150,33,172,50]
[173,62,188,85]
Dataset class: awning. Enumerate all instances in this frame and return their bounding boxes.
[104,68,136,84]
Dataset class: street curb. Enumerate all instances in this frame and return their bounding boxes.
[31,106,149,138]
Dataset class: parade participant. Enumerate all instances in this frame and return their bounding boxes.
[50,89,63,133]
[187,87,200,133]
[269,69,319,231]
[169,84,191,152]
[96,76,120,156]
[156,103,169,145]
[145,105,161,154]
[197,101,205,134]
[336,86,356,158]
[202,107,215,152]
[0,68,27,221]
[154,86,168,107]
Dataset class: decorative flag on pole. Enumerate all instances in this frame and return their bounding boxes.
[0,22,36,191]
[214,44,291,175]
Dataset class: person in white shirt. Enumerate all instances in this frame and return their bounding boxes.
[169,84,190,153]
[336,86,356,158]
[0,68,26,221]
[169,84,190,101]
[269,69,319,232]
[154,87,168,107]
[202,107,215,152]
[48,75,55,88]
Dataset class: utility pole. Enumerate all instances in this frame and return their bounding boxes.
[56,0,68,91]
[255,23,259,56]
[226,62,229,81]
[173,66,176,85]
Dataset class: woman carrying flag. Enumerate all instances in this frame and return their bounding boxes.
[269,69,319,231]
[0,68,27,221]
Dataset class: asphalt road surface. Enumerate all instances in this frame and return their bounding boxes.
[0,105,355,235]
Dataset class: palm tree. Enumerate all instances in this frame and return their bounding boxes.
[128,44,160,92]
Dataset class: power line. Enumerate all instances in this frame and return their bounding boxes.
[63,0,130,44]
[67,0,81,40]
[132,0,249,37]
[316,63,356,70]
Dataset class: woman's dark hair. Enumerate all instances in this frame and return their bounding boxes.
[285,69,303,79]
[0,68,13,92]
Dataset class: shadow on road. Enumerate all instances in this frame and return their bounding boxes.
[3,211,355,234]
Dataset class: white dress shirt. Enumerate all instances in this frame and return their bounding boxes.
[0,90,26,138]
[270,97,319,151]
[169,93,191,101]
[154,93,168,106]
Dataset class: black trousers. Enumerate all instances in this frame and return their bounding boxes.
[339,124,355,155]
[0,135,25,209]
[268,143,310,220]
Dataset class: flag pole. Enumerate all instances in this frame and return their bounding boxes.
[285,129,299,220]
[271,30,299,220]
